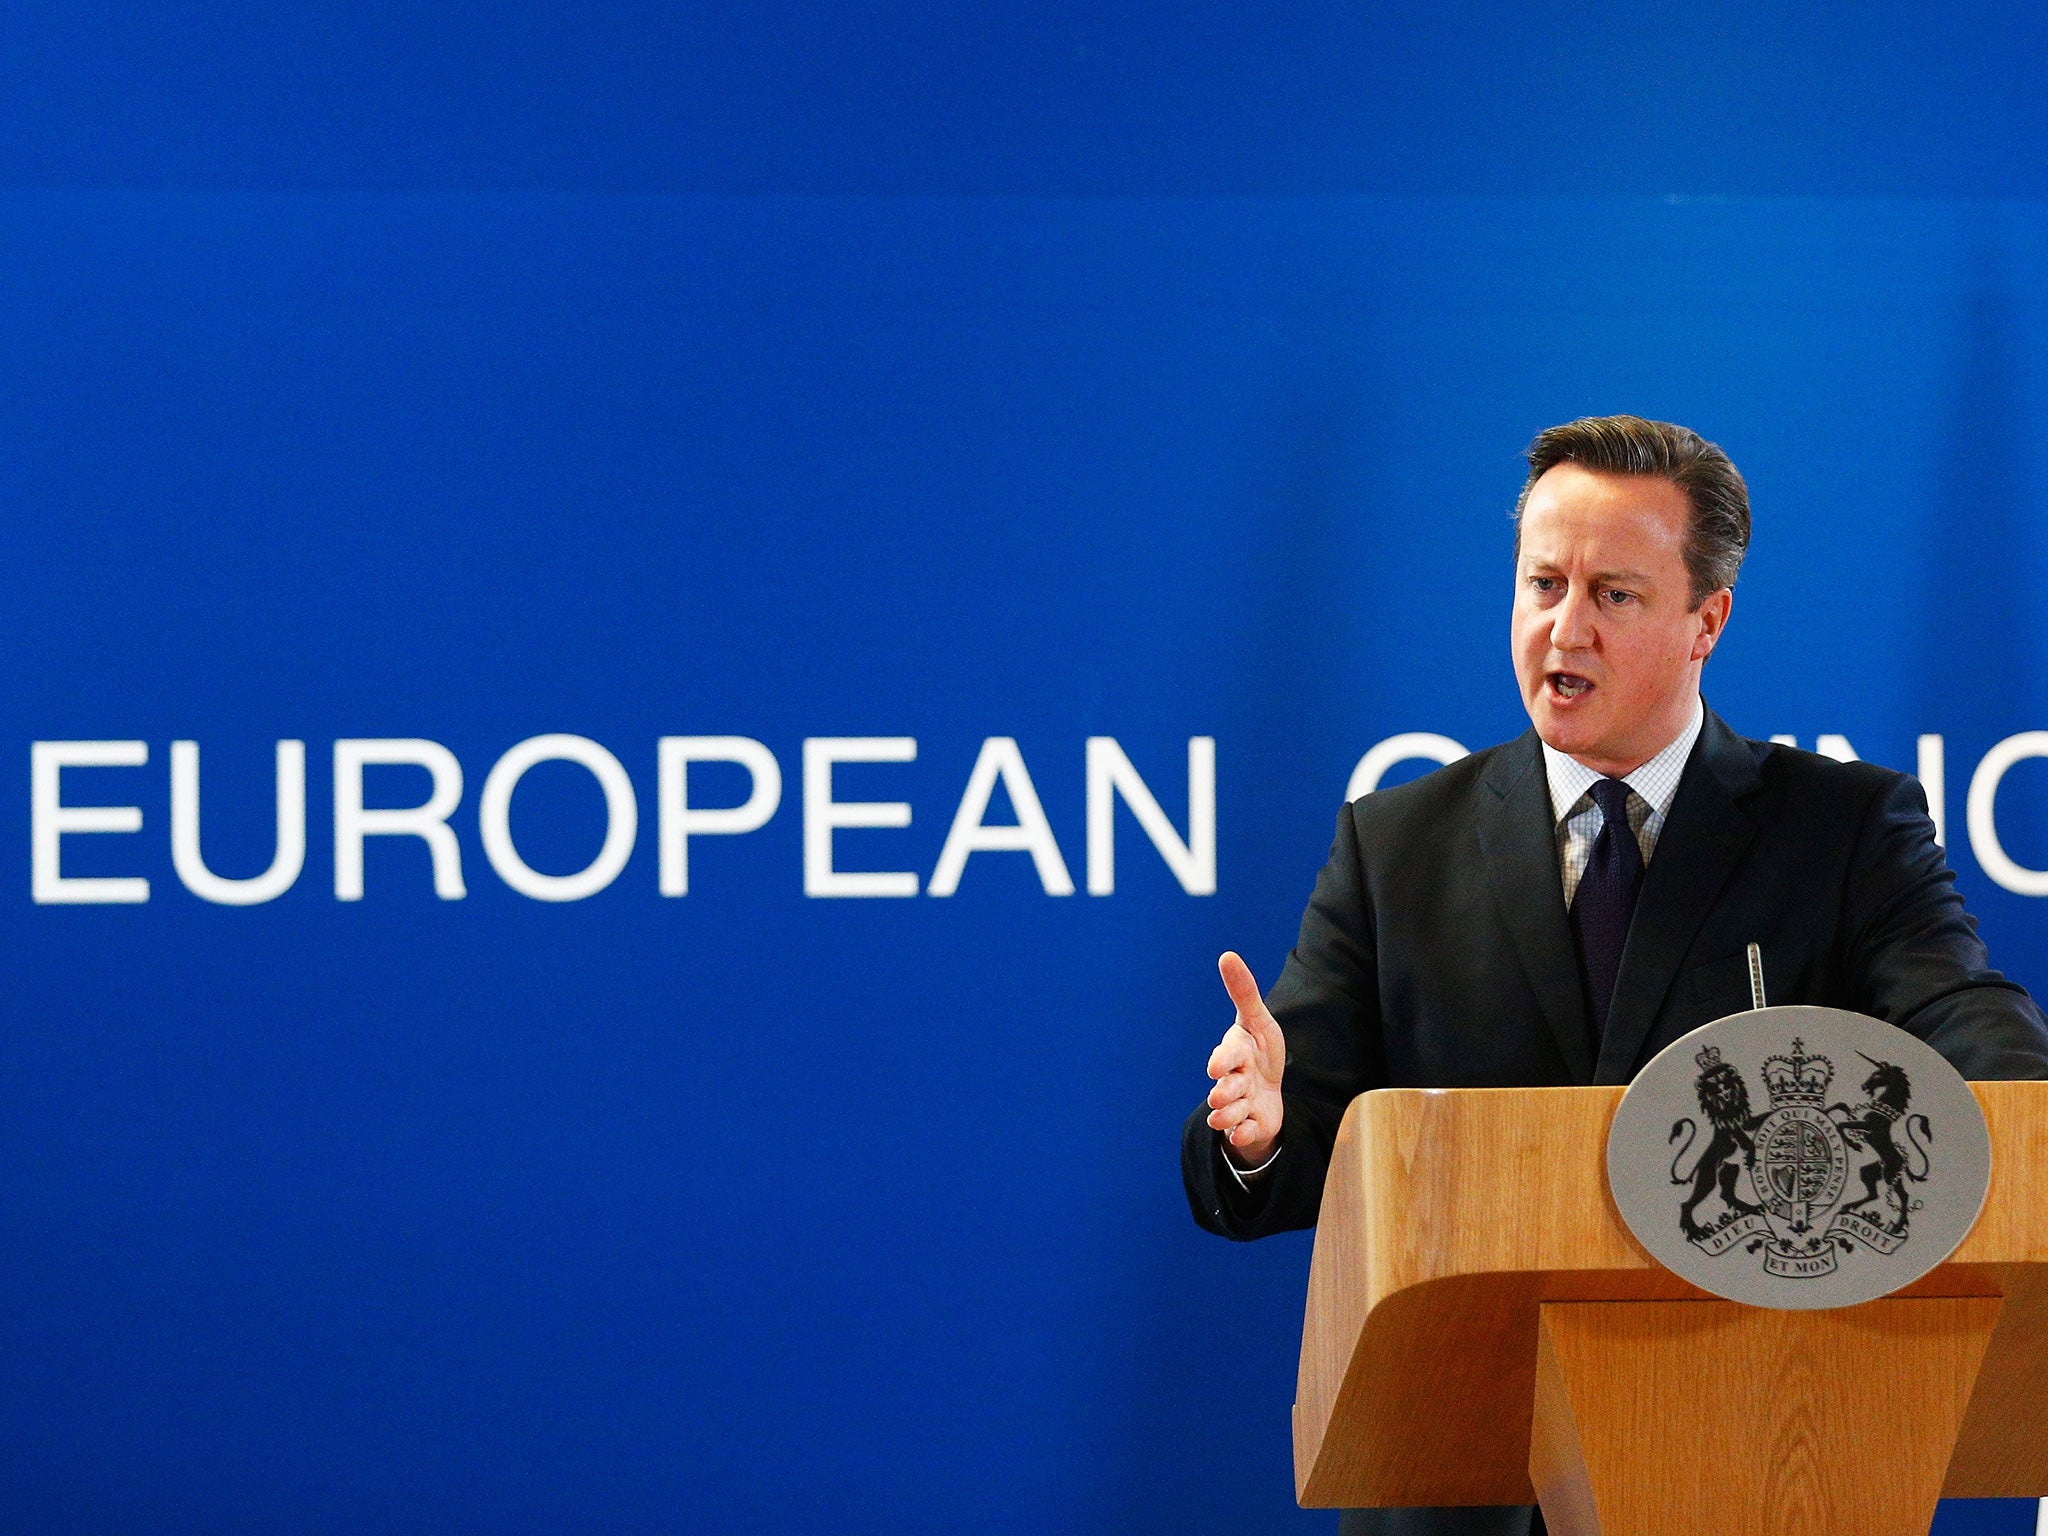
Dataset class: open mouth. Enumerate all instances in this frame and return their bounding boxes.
[1548,671,1593,701]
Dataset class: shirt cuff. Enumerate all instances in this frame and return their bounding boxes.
[1222,1136,1281,1188]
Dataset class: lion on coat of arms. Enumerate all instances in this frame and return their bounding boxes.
[1668,1045,1767,1240]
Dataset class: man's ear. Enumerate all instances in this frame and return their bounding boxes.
[1692,588,1733,661]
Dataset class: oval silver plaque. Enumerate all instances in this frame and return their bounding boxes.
[1607,1005,1991,1309]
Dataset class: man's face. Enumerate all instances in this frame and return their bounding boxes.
[1512,463,1731,776]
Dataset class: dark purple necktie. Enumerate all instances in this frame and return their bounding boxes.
[1571,776,1644,1043]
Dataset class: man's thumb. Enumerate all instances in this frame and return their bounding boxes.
[1218,951,1274,1033]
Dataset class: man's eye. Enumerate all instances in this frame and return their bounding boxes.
[1530,576,1558,593]
[1605,589,1636,605]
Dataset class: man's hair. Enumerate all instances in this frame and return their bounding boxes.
[1513,415,1750,608]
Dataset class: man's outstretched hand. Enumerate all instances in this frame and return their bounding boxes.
[1205,951,1286,1167]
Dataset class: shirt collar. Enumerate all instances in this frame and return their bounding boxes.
[1540,696,1705,825]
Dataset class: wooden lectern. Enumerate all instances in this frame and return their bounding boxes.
[1294,1082,2048,1535]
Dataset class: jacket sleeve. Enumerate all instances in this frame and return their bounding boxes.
[1843,773,2048,1079]
[1182,805,1389,1239]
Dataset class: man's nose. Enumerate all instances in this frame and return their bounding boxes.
[1551,586,1598,650]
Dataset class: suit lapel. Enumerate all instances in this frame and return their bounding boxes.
[1476,733,1596,1084]
[1594,708,1764,1084]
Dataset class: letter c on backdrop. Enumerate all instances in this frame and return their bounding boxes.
[479,734,639,901]
[1345,732,1469,802]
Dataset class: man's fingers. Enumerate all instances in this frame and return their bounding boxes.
[1207,1073,1249,1110]
[1207,1097,1251,1132]
[1206,955,1283,1129]
[1207,1030,1251,1079]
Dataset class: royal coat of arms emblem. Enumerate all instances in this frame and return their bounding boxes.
[1608,1004,1990,1309]
[1672,1038,1930,1278]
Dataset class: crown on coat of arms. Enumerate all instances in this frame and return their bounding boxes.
[1762,1038,1833,1106]
[1696,1044,1723,1071]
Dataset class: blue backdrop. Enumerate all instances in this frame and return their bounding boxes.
[5,6,2048,1535]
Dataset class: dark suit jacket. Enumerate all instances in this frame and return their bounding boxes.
[1184,707,2048,1241]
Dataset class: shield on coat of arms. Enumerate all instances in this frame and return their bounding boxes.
[1752,1103,1847,1225]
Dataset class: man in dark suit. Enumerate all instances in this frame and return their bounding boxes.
[1184,415,2048,1536]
